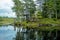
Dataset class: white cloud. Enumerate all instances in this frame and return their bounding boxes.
[0,13,16,17]
[0,0,14,9]
[33,0,36,1]
[0,0,16,17]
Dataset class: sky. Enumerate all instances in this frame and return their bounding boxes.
[0,0,16,17]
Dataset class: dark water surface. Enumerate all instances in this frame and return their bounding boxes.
[0,25,60,40]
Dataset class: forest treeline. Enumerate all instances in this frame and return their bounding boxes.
[12,0,60,24]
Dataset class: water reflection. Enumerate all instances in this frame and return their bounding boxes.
[14,27,60,40]
[0,25,60,40]
[0,25,16,40]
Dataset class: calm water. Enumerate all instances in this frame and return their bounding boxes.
[0,25,16,40]
[0,25,60,40]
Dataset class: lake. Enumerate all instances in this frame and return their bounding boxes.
[0,25,60,40]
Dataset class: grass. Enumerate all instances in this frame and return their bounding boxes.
[0,18,14,25]
[14,18,60,31]
[19,18,60,27]
[0,17,60,31]
[38,18,60,24]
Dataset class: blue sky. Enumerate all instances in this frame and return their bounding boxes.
[0,0,16,17]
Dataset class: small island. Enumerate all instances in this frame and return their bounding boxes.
[0,0,60,31]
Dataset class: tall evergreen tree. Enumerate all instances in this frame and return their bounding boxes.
[42,0,56,18]
[12,0,24,22]
[23,0,36,20]
[56,0,60,19]
[12,0,36,22]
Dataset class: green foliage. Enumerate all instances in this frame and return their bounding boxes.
[12,0,24,22]
[12,0,60,29]
[36,11,42,19]
[0,18,14,25]
[12,0,36,22]
[42,0,60,19]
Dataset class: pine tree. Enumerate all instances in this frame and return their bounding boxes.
[12,0,24,22]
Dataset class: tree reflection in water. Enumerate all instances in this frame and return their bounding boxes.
[13,27,60,40]
[15,30,24,40]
